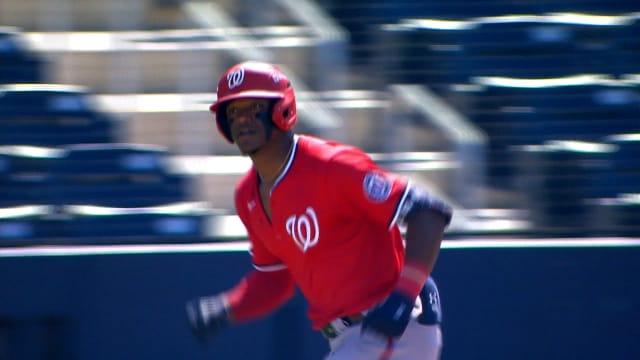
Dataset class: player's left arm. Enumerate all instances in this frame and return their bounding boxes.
[401,185,452,281]
[326,149,451,337]
[362,185,451,339]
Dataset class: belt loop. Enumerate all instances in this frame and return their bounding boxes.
[331,317,349,334]
[321,312,367,340]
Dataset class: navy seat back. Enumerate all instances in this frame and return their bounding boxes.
[49,143,191,208]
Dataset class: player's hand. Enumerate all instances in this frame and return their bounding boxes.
[185,294,230,342]
[418,277,442,325]
[361,291,414,339]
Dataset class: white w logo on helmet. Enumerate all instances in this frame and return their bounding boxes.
[227,68,245,89]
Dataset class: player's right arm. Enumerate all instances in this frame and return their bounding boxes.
[186,185,295,342]
[185,234,296,342]
[186,267,295,342]
[225,191,297,323]
[223,266,296,322]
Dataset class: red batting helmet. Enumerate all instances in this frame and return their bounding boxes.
[210,61,297,143]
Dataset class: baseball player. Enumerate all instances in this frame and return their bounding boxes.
[186,61,452,359]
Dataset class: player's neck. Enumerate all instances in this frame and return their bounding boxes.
[253,133,294,185]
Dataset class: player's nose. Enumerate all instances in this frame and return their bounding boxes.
[228,111,254,126]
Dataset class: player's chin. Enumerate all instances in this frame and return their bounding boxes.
[235,138,261,155]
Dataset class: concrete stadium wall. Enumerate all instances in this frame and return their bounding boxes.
[0,239,638,360]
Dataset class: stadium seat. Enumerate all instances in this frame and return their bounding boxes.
[0,146,63,206]
[376,19,473,89]
[565,0,640,15]
[469,75,640,142]
[460,14,630,79]
[457,52,591,79]
[58,143,170,176]
[513,140,616,233]
[49,143,193,208]
[517,80,638,141]
[61,202,211,241]
[464,74,639,188]
[0,27,44,84]
[593,194,640,237]
[0,84,118,147]
[616,15,640,76]
[613,194,640,236]
[0,205,60,241]
[602,133,640,197]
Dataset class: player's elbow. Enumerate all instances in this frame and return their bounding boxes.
[264,269,297,304]
[406,209,449,238]
[401,187,453,228]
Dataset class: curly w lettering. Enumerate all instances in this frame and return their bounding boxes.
[285,207,320,252]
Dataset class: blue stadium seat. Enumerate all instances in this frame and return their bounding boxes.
[411,1,531,19]
[0,143,212,241]
[612,194,640,236]
[470,75,640,142]
[49,143,192,208]
[457,52,591,79]
[61,202,211,241]
[594,194,640,236]
[521,81,638,141]
[379,12,636,88]
[0,205,61,241]
[58,143,170,176]
[0,27,44,84]
[602,133,640,196]
[565,0,640,15]
[376,19,472,89]
[0,146,63,206]
[513,140,616,232]
[408,0,640,19]
[463,75,639,188]
[0,119,115,147]
[0,84,118,146]
[460,14,630,79]
[52,174,190,208]
[0,178,51,207]
[616,15,640,76]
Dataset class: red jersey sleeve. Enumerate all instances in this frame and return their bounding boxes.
[328,148,409,229]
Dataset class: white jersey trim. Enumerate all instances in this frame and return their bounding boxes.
[270,135,299,195]
[389,182,412,230]
[253,263,288,272]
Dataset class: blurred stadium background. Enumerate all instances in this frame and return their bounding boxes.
[1,0,639,243]
[0,0,639,359]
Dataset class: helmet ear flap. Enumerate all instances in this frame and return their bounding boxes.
[215,103,234,143]
[271,86,297,131]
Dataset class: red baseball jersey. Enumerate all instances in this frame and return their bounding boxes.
[235,135,411,329]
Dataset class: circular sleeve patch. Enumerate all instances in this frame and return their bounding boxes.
[363,172,392,202]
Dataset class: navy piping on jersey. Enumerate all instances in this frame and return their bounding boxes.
[395,185,453,227]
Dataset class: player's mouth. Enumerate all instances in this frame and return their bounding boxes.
[235,128,256,139]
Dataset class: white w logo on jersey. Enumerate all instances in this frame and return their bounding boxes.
[285,207,320,253]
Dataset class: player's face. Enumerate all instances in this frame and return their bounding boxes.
[226,98,272,154]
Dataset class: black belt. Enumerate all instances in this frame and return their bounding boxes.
[320,313,365,340]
